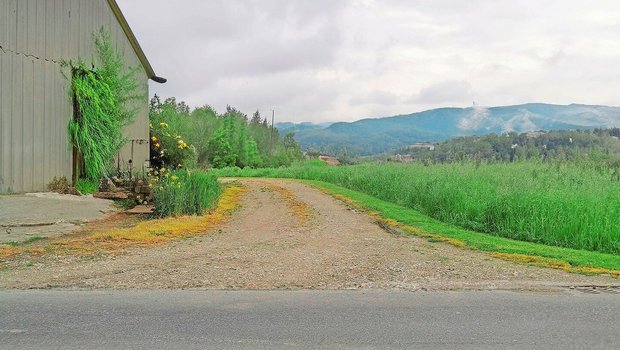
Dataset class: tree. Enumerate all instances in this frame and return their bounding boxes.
[246,139,263,168]
[207,127,235,168]
[250,110,262,125]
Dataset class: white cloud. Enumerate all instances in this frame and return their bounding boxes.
[117,0,620,123]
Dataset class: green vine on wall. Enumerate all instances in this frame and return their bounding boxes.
[61,28,142,180]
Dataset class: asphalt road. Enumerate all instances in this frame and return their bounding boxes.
[1,289,619,349]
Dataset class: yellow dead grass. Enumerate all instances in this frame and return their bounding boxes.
[491,252,620,278]
[0,184,246,259]
[261,183,312,224]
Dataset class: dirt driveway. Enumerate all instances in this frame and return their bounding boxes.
[0,178,617,291]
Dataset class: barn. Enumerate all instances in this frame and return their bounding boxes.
[0,0,164,193]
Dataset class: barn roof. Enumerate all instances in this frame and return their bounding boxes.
[107,0,166,83]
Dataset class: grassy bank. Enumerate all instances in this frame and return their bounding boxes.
[213,160,620,255]
[306,180,620,275]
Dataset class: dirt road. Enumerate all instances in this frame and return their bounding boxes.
[0,178,617,291]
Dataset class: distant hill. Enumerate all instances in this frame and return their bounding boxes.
[276,122,333,135]
[285,103,620,155]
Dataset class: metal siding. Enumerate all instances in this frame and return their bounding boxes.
[0,0,150,193]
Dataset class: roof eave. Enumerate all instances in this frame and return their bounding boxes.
[106,0,165,83]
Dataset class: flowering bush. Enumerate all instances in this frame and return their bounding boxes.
[150,121,197,170]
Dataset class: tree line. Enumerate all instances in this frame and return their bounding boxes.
[391,128,620,164]
[149,95,303,169]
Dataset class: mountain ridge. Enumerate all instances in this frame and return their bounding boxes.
[280,103,620,155]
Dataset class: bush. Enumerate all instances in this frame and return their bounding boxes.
[47,176,79,195]
[151,170,221,218]
[63,28,141,180]
[75,179,99,194]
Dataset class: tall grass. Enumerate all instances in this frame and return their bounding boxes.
[63,28,141,180]
[213,161,620,254]
[151,170,221,218]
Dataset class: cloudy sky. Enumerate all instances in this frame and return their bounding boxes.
[118,0,620,123]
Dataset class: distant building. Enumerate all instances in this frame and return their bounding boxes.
[318,156,340,166]
[523,131,547,138]
[0,0,165,193]
[407,143,436,151]
[390,154,413,163]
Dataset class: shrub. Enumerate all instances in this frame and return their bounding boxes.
[151,170,221,218]
[150,120,197,170]
[47,176,79,195]
[75,179,99,194]
[63,28,141,180]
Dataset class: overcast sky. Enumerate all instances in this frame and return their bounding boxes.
[118,0,620,123]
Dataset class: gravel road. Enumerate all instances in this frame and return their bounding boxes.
[0,178,617,291]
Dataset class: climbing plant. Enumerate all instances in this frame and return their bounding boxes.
[62,28,142,180]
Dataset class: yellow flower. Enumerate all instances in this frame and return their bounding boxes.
[159,122,168,127]
[151,136,158,142]
[171,175,179,181]
[160,167,166,172]
[154,143,160,148]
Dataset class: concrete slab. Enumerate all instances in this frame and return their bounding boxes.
[0,193,115,244]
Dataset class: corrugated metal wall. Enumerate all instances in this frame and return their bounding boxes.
[0,0,149,193]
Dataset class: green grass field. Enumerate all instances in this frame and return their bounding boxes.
[213,160,620,255]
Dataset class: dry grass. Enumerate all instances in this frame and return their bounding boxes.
[491,253,620,278]
[261,183,313,225]
[0,184,246,260]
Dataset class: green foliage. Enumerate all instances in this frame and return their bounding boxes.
[63,28,141,180]
[75,179,98,194]
[151,170,221,218]
[148,97,303,169]
[149,118,197,170]
[397,129,620,164]
[304,180,620,272]
[207,126,236,168]
[115,199,137,210]
[212,160,620,254]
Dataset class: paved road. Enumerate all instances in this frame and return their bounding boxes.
[1,290,619,349]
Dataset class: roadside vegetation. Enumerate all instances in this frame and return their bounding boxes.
[148,96,303,170]
[151,169,221,218]
[307,180,620,275]
[212,159,620,256]
[62,28,142,181]
[146,97,304,218]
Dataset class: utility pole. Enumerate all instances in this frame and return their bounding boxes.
[270,109,275,154]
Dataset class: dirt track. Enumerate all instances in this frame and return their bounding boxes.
[1,178,617,291]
